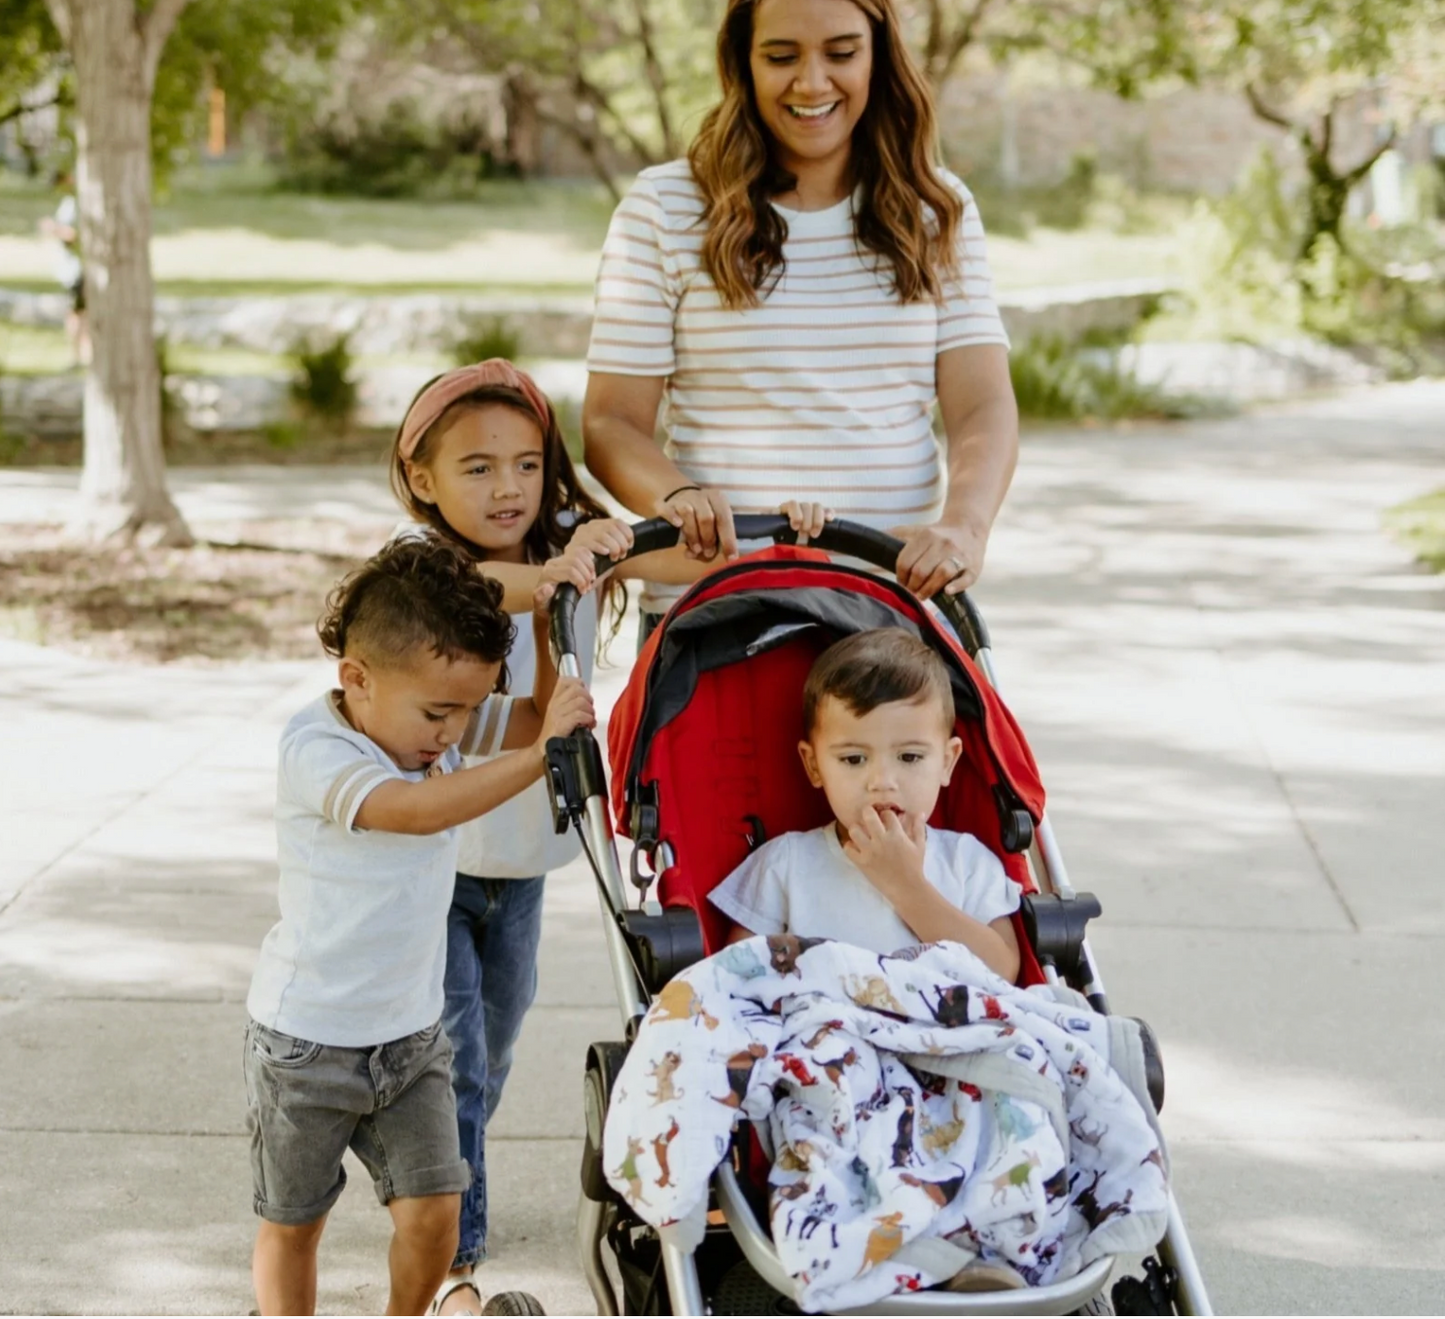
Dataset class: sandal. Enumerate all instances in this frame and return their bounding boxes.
[427,1273,483,1317]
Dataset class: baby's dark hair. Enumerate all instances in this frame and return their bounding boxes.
[802,629,955,737]
[318,536,515,682]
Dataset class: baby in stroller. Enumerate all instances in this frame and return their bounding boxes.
[559,521,1206,1316]
[709,628,1021,982]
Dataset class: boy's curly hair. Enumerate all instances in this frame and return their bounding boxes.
[318,536,516,684]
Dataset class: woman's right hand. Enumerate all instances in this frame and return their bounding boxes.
[655,485,738,563]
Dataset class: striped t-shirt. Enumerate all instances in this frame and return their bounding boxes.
[586,159,1010,611]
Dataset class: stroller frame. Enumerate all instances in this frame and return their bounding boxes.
[546,515,1213,1317]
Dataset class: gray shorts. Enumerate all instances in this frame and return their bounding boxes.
[243,1018,470,1225]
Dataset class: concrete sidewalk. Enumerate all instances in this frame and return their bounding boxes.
[2,381,1443,1314]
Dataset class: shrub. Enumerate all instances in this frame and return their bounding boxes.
[1384,489,1445,572]
[277,99,495,199]
[289,331,358,431]
[1168,148,1445,374]
[450,316,522,367]
[1009,333,1207,422]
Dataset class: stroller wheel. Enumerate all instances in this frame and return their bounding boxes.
[481,1291,546,1316]
[582,1040,630,1203]
[712,1259,799,1315]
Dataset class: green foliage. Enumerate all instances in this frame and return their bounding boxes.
[1009,333,1194,421]
[0,0,356,182]
[0,0,68,176]
[276,99,496,199]
[261,419,304,450]
[1384,488,1445,573]
[152,0,355,178]
[450,316,522,367]
[372,0,717,197]
[288,331,358,430]
[1167,148,1445,372]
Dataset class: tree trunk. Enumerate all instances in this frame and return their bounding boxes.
[64,0,191,546]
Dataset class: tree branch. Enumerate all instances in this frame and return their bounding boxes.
[0,88,70,129]
[531,102,621,203]
[1243,82,1296,132]
[140,0,193,86]
[943,0,995,82]
[42,0,71,47]
[1344,125,1399,185]
[629,0,677,158]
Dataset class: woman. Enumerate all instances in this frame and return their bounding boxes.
[583,0,1018,637]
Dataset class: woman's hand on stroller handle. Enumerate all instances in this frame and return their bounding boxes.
[888,519,986,597]
[654,484,738,563]
[547,513,992,660]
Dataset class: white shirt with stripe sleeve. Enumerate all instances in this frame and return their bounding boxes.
[247,688,512,1047]
[586,159,1010,613]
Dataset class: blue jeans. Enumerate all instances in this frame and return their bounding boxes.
[442,873,545,1269]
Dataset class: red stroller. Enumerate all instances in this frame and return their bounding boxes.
[544,515,1212,1316]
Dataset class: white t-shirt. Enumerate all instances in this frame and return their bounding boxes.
[708,823,1019,955]
[587,160,1010,612]
[455,589,597,879]
[247,690,511,1046]
[52,195,81,287]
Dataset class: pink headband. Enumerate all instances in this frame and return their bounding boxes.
[398,359,553,460]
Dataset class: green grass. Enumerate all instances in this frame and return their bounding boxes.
[1,159,1187,297]
[1384,489,1445,572]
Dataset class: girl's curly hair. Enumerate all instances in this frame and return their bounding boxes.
[318,536,515,689]
[389,380,626,650]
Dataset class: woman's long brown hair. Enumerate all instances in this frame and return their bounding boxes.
[688,0,963,310]
[389,381,626,654]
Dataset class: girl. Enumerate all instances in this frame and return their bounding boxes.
[390,358,824,1315]
[583,0,1019,643]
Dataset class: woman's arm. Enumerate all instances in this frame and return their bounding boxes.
[584,372,739,561]
[891,343,1019,599]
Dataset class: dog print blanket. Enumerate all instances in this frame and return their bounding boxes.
[603,934,1169,1312]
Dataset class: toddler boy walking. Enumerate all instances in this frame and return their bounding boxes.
[244,537,592,1315]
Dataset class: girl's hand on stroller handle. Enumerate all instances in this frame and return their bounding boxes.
[568,517,634,563]
[778,500,834,545]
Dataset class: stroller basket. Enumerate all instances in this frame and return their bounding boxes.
[548,515,1212,1317]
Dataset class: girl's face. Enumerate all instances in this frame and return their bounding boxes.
[749,0,873,180]
[406,404,546,563]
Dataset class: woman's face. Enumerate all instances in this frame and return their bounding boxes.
[406,404,546,563]
[748,0,874,178]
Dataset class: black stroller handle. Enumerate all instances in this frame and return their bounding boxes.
[550,514,991,661]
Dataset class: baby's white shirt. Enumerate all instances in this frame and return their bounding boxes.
[708,823,1019,955]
